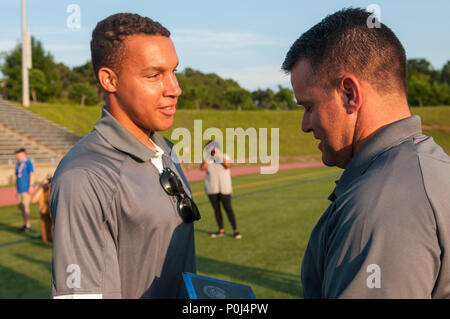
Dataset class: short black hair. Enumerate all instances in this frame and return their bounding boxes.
[15,147,26,154]
[282,8,407,93]
[91,13,170,80]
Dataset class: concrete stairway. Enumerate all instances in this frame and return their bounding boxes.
[0,99,82,165]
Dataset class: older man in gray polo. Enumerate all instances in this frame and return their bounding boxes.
[283,8,450,298]
[50,14,199,299]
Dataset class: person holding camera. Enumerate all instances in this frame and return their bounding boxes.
[201,140,241,239]
[31,176,53,243]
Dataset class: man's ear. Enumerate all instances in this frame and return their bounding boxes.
[340,75,362,114]
[98,67,118,93]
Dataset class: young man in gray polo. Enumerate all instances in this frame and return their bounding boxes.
[50,13,199,299]
[283,8,450,298]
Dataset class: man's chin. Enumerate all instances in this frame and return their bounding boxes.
[153,120,174,132]
[322,152,350,169]
[321,153,336,167]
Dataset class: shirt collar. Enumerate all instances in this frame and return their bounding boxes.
[94,107,173,162]
[330,115,422,201]
[151,137,165,157]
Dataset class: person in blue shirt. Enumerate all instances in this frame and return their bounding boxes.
[15,148,35,232]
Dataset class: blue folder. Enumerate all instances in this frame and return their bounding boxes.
[183,272,256,299]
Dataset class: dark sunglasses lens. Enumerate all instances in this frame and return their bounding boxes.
[160,170,182,195]
[178,197,201,223]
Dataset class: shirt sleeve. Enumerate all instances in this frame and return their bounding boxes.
[28,160,34,173]
[322,192,440,299]
[49,168,121,299]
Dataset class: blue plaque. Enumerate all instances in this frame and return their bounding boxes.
[183,272,256,299]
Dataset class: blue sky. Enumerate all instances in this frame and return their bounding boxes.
[0,0,449,91]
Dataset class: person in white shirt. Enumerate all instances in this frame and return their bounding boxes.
[201,140,241,239]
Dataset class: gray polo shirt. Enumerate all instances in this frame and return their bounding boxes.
[301,115,450,298]
[50,108,196,299]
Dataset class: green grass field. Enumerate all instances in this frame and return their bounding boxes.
[0,166,341,299]
[14,103,450,157]
[2,103,447,298]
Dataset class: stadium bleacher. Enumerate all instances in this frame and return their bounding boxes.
[0,99,82,165]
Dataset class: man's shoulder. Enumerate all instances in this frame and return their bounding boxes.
[372,133,450,198]
[414,134,450,175]
[358,133,443,187]
[59,129,127,167]
[350,137,421,189]
[332,135,443,231]
[53,129,127,186]
[414,135,450,217]
[50,162,116,208]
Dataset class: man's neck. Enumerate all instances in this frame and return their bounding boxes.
[104,103,157,152]
[352,97,411,156]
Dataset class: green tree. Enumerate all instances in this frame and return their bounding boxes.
[224,87,253,111]
[69,82,98,106]
[441,60,450,84]
[29,68,46,102]
[183,86,208,111]
[408,58,433,77]
[0,36,61,102]
[408,74,431,106]
[56,63,73,91]
[176,67,247,110]
[274,85,296,110]
[431,82,450,105]
[29,37,61,100]
[407,58,440,82]
[252,88,276,109]
[406,58,450,106]
[72,61,102,103]
[72,61,96,85]
[0,44,22,100]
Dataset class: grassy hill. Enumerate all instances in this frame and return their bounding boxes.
[14,102,450,159]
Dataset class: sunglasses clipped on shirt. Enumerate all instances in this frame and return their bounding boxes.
[159,167,201,223]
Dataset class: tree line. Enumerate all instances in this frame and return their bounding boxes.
[1,37,449,108]
[407,59,450,106]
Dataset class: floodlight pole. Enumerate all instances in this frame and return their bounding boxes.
[21,0,30,107]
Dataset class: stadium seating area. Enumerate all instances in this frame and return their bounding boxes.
[0,99,82,165]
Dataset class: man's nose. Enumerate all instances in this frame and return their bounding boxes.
[301,112,312,133]
[164,73,182,98]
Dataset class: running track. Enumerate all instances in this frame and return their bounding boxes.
[0,162,323,207]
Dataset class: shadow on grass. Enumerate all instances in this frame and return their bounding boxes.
[0,204,42,243]
[0,224,41,248]
[196,255,302,298]
[0,255,51,298]
[15,252,52,269]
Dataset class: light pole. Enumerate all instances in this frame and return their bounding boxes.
[21,0,31,107]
